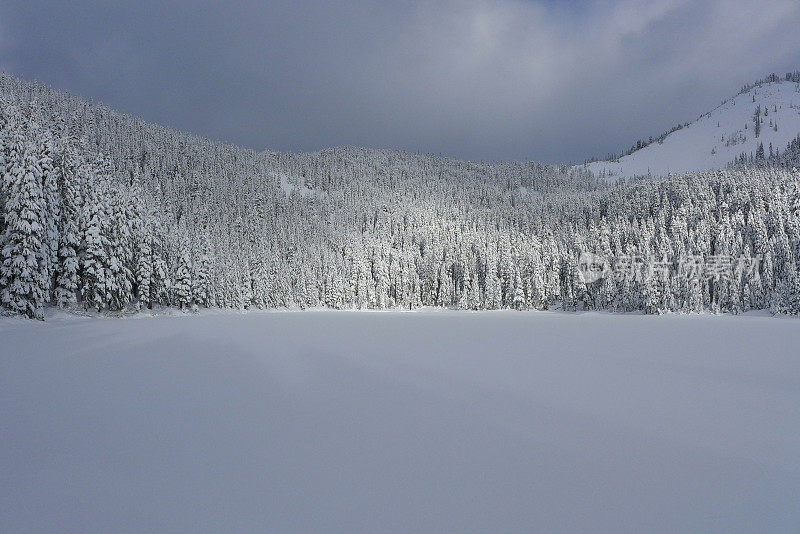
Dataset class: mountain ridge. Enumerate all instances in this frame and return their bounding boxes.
[586,72,800,179]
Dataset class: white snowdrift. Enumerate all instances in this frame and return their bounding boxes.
[1,311,799,533]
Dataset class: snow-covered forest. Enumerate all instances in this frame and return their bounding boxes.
[2,72,800,319]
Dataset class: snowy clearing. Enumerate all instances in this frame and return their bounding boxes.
[274,172,324,199]
[2,311,799,533]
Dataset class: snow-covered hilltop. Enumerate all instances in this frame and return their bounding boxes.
[587,75,800,179]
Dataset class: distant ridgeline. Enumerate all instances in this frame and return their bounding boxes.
[587,71,800,166]
[2,72,800,319]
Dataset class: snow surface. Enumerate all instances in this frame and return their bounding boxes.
[275,172,322,199]
[2,310,800,533]
[587,80,800,179]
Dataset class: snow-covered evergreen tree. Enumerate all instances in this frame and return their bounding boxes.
[52,136,82,308]
[79,166,111,312]
[135,225,154,309]
[172,230,193,310]
[39,132,61,298]
[1,117,48,319]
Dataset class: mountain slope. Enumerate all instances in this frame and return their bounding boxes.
[3,72,800,318]
[587,78,800,179]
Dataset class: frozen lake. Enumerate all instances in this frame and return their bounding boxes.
[2,310,799,533]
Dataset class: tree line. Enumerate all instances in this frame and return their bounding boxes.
[2,73,800,319]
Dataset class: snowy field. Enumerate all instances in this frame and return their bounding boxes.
[2,310,799,533]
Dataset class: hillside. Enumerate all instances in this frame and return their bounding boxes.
[587,76,800,179]
[2,72,800,319]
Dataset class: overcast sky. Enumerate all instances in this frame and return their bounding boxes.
[2,0,800,163]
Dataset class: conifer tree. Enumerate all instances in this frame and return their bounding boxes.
[135,226,154,309]
[172,232,193,310]
[39,132,60,297]
[54,147,81,308]
[79,167,111,312]
[1,120,48,319]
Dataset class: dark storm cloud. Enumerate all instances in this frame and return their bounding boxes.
[2,0,800,162]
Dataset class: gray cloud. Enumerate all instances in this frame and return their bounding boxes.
[2,0,800,162]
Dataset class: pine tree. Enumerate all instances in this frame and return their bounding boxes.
[39,132,60,299]
[512,270,526,310]
[106,189,134,310]
[172,232,193,310]
[194,231,213,308]
[150,229,171,307]
[135,226,154,309]
[79,167,110,312]
[54,147,81,308]
[484,247,501,309]
[458,266,480,310]
[1,121,48,319]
